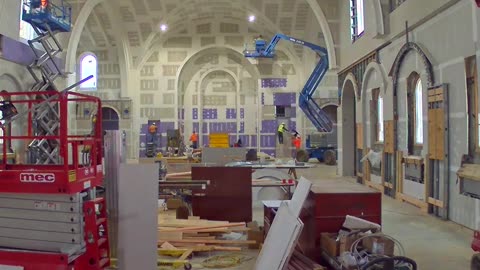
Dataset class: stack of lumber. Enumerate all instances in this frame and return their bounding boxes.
[287,250,326,270]
[158,216,255,252]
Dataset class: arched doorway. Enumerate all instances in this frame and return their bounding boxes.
[102,107,119,132]
[341,81,357,176]
[321,104,338,124]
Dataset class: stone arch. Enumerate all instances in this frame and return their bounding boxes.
[361,61,388,99]
[65,0,104,75]
[341,73,360,104]
[304,0,337,68]
[389,42,434,97]
[368,0,385,37]
[340,78,358,176]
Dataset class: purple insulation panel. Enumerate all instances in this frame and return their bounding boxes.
[160,137,167,148]
[140,124,148,134]
[192,108,198,120]
[160,122,175,133]
[139,149,146,158]
[2,36,64,70]
[261,149,276,157]
[261,120,276,133]
[193,122,200,133]
[290,108,297,118]
[229,135,236,145]
[202,135,209,146]
[261,78,287,88]
[240,108,245,119]
[289,121,297,132]
[260,135,276,148]
[239,122,245,133]
[250,135,257,147]
[226,109,237,119]
[139,134,146,146]
[203,109,218,120]
[274,93,296,106]
[202,122,208,133]
[227,122,236,133]
[239,135,249,147]
[209,123,216,133]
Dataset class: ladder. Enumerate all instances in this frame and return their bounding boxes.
[26,23,64,164]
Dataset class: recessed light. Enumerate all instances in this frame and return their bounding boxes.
[248,15,256,22]
[160,24,168,32]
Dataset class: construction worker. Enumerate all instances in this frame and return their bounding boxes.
[148,122,157,142]
[277,122,289,144]
[190,131,198,149]
[254,35,266,53]
[292,133,301,149]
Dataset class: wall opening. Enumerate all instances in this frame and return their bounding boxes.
[102,107,119,132]
[342,81,357,176]
[79,53,98,90]
[407,72,423,155]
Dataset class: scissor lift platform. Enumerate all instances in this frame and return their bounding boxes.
[22,0,72,32]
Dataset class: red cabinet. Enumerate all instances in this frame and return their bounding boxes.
[305,180,382,260]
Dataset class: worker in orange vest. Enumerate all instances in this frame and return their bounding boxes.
[148,122,157,142]
[292,132,301,150]
[190,131,198,149]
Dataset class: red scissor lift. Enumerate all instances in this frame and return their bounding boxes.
[0,91,110,270]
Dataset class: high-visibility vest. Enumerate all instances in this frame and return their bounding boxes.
[190,133,198,142]
[41,0,48,7]
[278,124,285,133]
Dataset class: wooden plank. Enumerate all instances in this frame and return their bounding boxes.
[457,164,480,181]
[427,197,445,208]
[435,108,445,159]
[158,239,256,245]
[381,152,386,187]
[160,242,178,250]
[178,250,193,260]
[187,216,200,220]
[356,124,363,150]
[159,222,246,232]
[160,232,183,241]
[404,156,424,165]
[384,121,394,153]
[424,159,430,207]
[366,181,384,193]
[397,193,428,213]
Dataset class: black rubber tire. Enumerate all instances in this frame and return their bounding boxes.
[184,263,192,270]
[324,150,336,166]
[296,149,309,162]
[471,253,480,270]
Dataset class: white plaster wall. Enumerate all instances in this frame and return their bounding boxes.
[339,0,480,229]
[0,0,21,40]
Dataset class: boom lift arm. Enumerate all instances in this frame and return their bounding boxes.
[244,33,333,132]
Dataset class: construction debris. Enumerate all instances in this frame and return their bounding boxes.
[158,213,257,269]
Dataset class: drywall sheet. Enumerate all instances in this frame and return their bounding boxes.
[117,164,158,270]
[288,177,312,217]
[255,202,303,270]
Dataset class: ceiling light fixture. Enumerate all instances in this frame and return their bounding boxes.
[248,15,256,22]
[160,24,168,32]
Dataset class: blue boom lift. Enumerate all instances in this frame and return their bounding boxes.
[244,34,336,163]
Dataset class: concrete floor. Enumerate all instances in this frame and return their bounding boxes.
[172,163,475,269]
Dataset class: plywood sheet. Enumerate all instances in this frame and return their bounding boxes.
[384,120,395,153]
[255,202,303,270]
[356,124,363,150]
[428,108,444,160]
[287,177,312,217]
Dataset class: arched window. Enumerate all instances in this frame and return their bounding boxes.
[378,96,384,142]
[350,0,365,41]
[407,72,423,155]
[414,79,423,144]
[79,54,97,90]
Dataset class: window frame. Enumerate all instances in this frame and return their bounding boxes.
[377,96,384,143]
[414,78,424,145]
[350,0,365,42]
[79,53,98,91]
[371,88,384,144]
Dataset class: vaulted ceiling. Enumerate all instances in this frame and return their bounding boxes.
[67,0,326,60]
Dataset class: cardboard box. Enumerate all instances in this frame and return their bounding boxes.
[247,222,264,249]
[362,236,395,256]
[166,198,183,209]
[320,233,339,257]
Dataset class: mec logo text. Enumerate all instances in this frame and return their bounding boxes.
[20,173,55,183]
